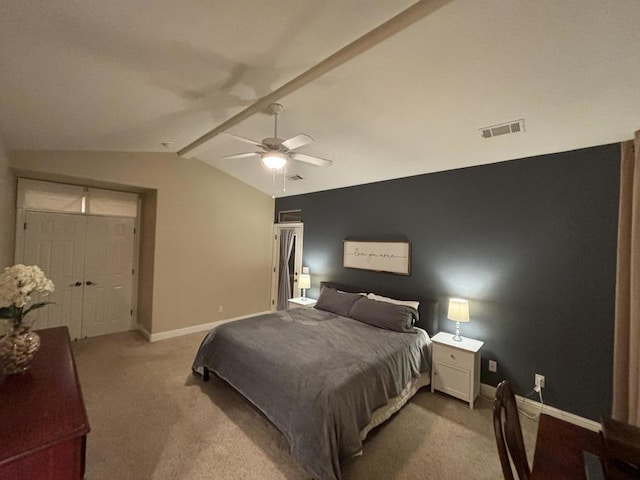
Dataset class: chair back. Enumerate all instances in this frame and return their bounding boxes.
[493,380,531,480]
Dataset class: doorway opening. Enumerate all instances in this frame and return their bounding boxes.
[270,223,303,311]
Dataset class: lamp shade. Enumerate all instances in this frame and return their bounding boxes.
[298,273,310,290]
[262,151,288,169]
[447,298,470,323]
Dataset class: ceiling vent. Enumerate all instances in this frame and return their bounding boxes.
[480,119,525,139]
[288,174,304,181]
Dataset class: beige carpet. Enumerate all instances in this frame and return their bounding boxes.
[72,330,538,480]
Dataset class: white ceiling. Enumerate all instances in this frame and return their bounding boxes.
[2,0,640,197]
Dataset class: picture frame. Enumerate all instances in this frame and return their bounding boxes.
[343,240,411,276]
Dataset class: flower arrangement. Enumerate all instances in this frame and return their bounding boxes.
[0,264,55,329]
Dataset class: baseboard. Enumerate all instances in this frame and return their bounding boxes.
[140,311,271,342]
[480,383,601,432]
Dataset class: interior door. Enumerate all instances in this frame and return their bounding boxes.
[22,211,135,339]
[81,216,135,338]
[22,211,86,339]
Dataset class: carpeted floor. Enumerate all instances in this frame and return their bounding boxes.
[72,330,538,480]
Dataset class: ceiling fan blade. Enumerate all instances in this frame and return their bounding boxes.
[222,152,261,160]
[291,153,333,167]
[281,133,314,151]
[224,132,264,147]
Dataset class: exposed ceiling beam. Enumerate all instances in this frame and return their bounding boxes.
[178,0,451,157]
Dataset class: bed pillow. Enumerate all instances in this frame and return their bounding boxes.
[349,297,418,332]
[367,293,420,310]
[314,286,364,317]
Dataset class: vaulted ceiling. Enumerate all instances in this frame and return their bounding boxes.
[2,0,640,197]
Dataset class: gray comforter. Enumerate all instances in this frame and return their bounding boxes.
[192,307,431,480]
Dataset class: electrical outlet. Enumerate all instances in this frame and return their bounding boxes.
[218,305,224,313]
[535,373,545,389]
[488,360,497,372]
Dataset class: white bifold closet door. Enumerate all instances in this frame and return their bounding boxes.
[22,211,135,339]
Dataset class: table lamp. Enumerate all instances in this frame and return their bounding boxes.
[448,298,470,341]
[299,267,311,301]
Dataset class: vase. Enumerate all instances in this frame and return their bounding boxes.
[0,325,41,374]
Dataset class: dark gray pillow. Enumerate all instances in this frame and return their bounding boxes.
[314,287,363,317]
[349,297,418,332]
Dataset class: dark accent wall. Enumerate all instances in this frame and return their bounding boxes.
[276,144,621,421]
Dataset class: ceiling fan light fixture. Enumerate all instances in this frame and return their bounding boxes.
[262,151,288,170]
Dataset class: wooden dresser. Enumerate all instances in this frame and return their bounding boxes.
[0,327,90,479]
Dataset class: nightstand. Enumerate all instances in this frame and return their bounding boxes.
[287,297,317,309]
[430,331,484,409]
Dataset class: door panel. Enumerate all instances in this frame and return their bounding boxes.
[82,216,134,337]
[22,212,86,339]
[22,212,135,339]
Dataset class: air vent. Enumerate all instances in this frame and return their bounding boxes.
[288,174,304,181]
[278,209,301,223]
[480,119,525,139]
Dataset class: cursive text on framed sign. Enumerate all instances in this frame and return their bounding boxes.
[343,240,411,275]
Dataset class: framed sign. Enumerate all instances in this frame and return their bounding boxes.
[343,240,411,276]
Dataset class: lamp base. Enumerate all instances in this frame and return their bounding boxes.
[301,289,307,301]
[452,321,463,342]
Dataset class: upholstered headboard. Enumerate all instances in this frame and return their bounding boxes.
[320,281,439,337]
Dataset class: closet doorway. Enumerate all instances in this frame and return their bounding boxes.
[21,211,135,339]
[270,223,303,311]
[14,178,140,340]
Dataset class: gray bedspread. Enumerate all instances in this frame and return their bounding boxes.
[192,307,432,480]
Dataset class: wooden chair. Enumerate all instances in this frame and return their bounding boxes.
[601,415,640,477]
[493,380,531,480]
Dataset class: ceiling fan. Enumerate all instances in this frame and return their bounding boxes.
[222,103,333,171]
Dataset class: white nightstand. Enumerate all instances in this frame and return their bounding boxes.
[287,297,317,309]
[430,331,484,409]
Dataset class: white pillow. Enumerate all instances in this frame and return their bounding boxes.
[337,290,367,296]
[367,293,420,310]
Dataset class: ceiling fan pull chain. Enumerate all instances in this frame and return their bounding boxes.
[283,163,287,193]
[271,168,276,199]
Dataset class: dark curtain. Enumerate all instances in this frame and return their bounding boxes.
[277,229,295,310]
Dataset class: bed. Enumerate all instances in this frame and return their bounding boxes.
[192,283,439,480]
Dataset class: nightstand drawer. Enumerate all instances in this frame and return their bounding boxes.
[434,343,474,369]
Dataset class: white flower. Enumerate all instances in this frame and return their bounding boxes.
[0,264,55,312]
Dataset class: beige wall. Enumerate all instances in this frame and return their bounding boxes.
[10,150,274,335]
[0,138,16,269]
